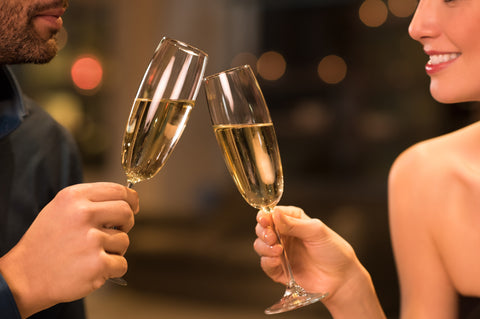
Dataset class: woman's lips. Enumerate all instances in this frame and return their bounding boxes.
[425,52,461,75]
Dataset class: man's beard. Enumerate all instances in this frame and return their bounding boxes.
[0,2,62,65]
[0,30,59,65]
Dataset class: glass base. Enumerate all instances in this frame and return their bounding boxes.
[265,285,328,315]
[108,277,128,286]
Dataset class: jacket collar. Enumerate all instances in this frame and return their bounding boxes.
[0,65,27,138]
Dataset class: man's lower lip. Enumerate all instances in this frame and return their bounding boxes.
[34,15,63,30]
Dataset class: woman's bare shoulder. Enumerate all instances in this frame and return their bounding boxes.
[389,122,480,190]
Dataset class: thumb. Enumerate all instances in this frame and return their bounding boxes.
[273,211,328,242]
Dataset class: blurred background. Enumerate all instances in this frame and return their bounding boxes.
[11,0,480,318]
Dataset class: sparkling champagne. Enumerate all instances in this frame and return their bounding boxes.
[214,123,284,209]
[122,98,194,184]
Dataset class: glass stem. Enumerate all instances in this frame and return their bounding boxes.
[263,207,298,290]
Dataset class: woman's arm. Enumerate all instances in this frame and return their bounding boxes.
[389,145,457,319]
[254,206,386,319]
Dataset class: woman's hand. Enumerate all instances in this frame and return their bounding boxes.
[254,206,357,294]
[254,205,386,319]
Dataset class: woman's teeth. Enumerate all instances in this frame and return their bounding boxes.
[428,53,460,65]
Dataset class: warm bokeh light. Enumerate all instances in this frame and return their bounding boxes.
[317,55,347,84]
[358,111,398,141]
[42,92,84,134]
[231,52,258,73]
[256,51,286,81]
[292,100,333,135]
[359,0,388,27]
[388,0,417,18]
[71,55,103,92]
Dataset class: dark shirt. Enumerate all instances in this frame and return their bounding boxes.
[0,65,85,318]
[459,295,480,319]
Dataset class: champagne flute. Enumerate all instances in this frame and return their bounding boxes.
[112,37,207,286]
[204,65,327,314]
[122,37,208,186]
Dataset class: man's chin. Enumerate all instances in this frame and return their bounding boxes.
[30,31,60,62]
[14,41,58,64]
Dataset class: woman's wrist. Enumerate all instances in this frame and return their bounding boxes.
[322,260,386,319]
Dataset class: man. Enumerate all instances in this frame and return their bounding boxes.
[0,0,140,318]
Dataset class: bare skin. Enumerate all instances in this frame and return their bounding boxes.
[389,0,480,317]
[390,122,480,318]
[255,0,480,318]
[0,183,139,318]
[0,0,68,64]
[254,207,386,319]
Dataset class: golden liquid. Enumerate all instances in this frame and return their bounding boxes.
[122,98,194,184]
[214,123,284,209]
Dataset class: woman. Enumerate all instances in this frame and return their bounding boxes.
[254,0,480,318]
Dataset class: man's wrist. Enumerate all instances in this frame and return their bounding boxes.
[0,248,47,319]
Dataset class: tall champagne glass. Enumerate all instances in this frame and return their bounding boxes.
[113,37,207,286]
[122,37,208,186]
[204,65,327,314]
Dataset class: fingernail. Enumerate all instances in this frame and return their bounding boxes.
[263,231,270,241]
[263,231,275,244]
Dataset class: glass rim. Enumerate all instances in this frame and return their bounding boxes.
[159,36,208,58]
[203,64,253,82]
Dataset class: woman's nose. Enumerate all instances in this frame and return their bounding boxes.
[408,0,439,43]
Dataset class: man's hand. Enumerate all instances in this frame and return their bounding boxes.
[0,182,139,318]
